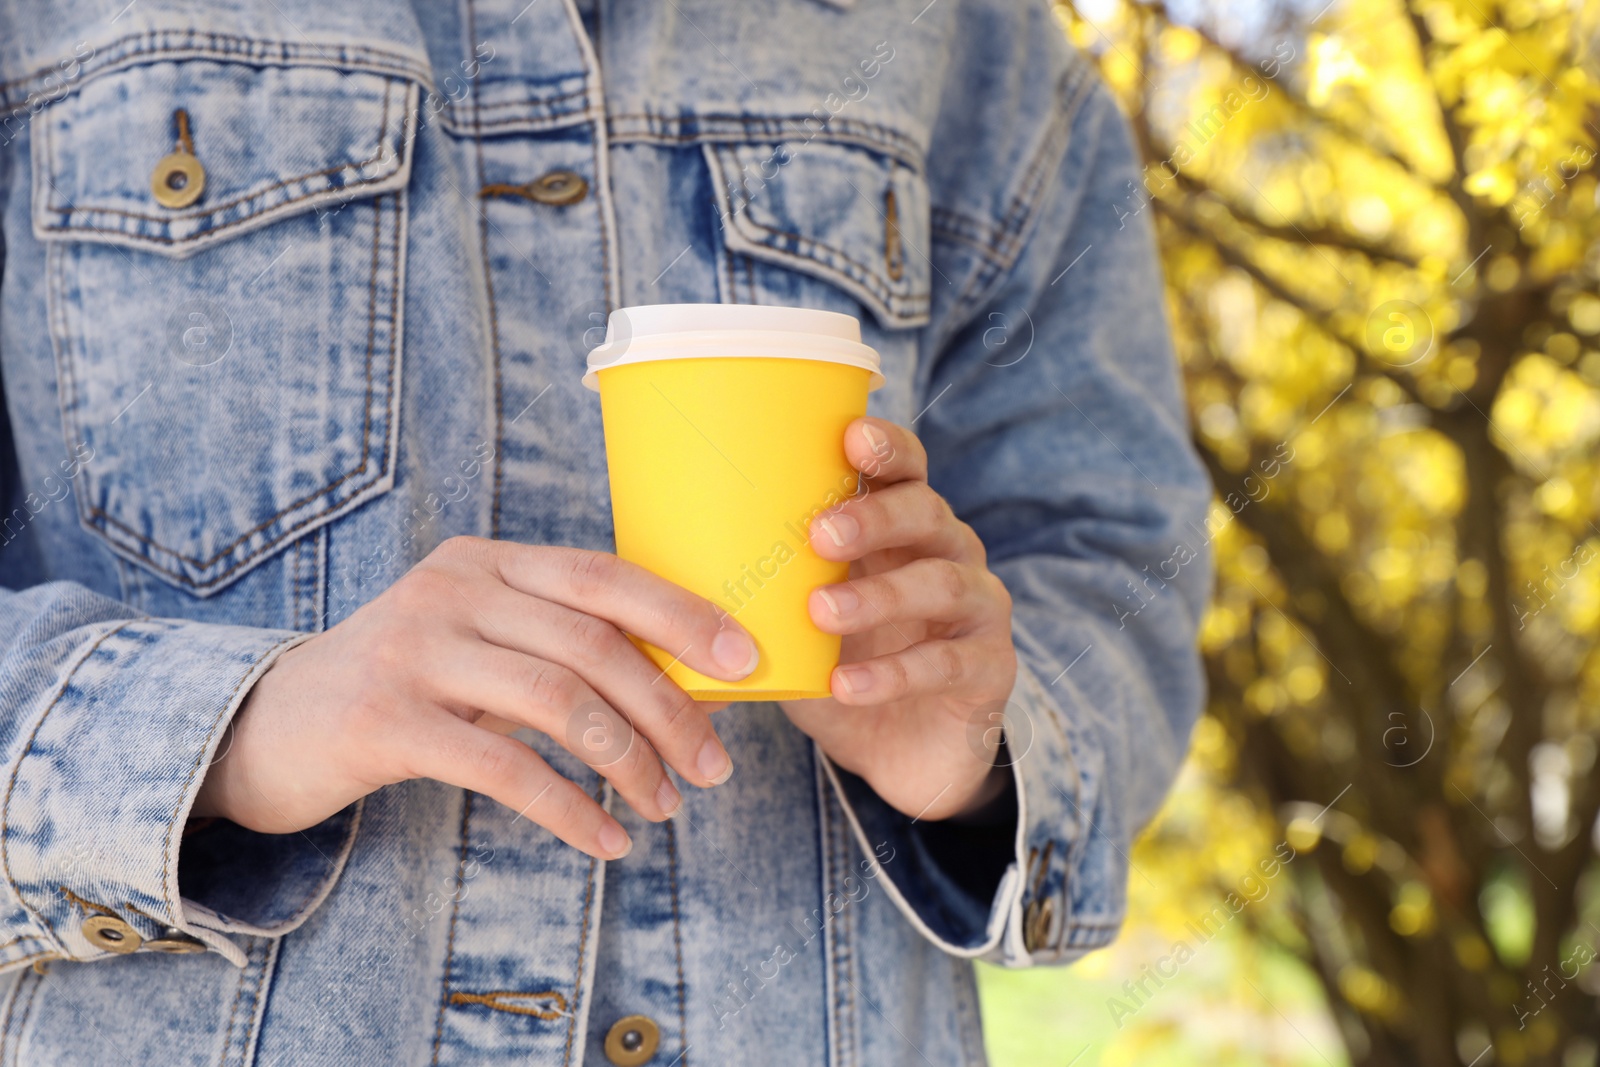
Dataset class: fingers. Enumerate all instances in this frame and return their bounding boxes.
[809,558,1008,637]
[423,575,735,790]
[420,639,682,821]
[809,481,983,565]
[829,637,1015,707]
[403,715,632,860]
[461,540,761,684]
[845,416,927,485]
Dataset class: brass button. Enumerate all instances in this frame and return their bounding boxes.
[482,170,589,207]
[151,151,205,209]
[1023,896,1056,953]
[145,933,207,954]
[81,915,142,954]
[604,1014,660,1066]
[526,170,587,206]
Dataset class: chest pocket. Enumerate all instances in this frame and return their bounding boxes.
[703,139,930,420]
[704,140,931,330]
[32,58,419,596]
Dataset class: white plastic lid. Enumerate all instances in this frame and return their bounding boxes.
[582,303,884,391]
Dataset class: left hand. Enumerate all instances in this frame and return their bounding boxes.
[778,417,1018,823]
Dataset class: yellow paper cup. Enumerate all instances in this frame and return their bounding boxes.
[584,304,884,700]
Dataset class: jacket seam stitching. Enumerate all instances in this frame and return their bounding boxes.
[561,781,603,1067]
[215,936,255,1065]
[69,192,398,586]
[664,818,689,1067]
[55,887,114,916]
[465,86,589,112]
[992,70,1099,265]
[160,632,304,928]
[0,619,135,955]
[464,0,507,542]
[718,148,929,317]
[42,78,396,225]
[0,964,30,1063]
[929,208,1007,266]
[429,791,474,1065]
[8,968,43,1065]
[1,35,429,117]
[605,111,923,170]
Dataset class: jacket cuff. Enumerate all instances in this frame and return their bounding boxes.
[820,625,1126,967]
[0,618,350,969]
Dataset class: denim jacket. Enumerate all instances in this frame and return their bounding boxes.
[0,0,1211,1062]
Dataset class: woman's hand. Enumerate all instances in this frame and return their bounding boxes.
[780,417,1019,823]
[194,537,755,860]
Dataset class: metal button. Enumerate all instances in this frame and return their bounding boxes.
[145,933,207,954]
[526,170,588,205]
[482,170,589,207]
[604,1014,660,1066]
[151,151,205,209]
[152,107,205,209]
[81,915,142,954]
[1022,896,1056,953]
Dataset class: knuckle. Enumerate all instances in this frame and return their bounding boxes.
[685,597,726,641]
[935,643,965,685]
[564,612,620,661]
[910,435,930,472]
[986,571,1012,611]
[652,690,699,737]
[388,567,450,614]
[550,786,589,831]
[472,738,520,791]
[524,662,580,711]
[433,535,489,568]
[562,550,617,601]
[863,576,900,616]
[931,558,968,603]
[957,520,986,562]
[616,735,658,783]
[882,655,912,696]
[581,629,634,681]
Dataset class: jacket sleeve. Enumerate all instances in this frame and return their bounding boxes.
[822,78,1213,966]
[0,579,361,971]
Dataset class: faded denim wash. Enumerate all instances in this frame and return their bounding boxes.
[0,0,1212,1062]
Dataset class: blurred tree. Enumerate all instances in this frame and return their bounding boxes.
[1057,0,1600,1063]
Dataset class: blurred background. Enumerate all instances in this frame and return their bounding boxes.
[971,0,1600,1064]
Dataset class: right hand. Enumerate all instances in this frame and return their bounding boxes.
[192,536,760,860]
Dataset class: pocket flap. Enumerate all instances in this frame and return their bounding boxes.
[706,141,930,328]
[33,62,418,258]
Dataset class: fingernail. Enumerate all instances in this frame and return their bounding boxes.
[712,628,759,679]
[814,512,859,548]
[598,821,632,859]
[838,665,873,694]
[818,585,860,616]
[656,776,682,817]
[698,739,733,785]
[861,423,889,456]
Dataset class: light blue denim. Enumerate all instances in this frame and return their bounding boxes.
[0,0,1212,1062]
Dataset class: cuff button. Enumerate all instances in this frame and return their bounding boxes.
[1023,897,1055,953]
[145,933,207,954]
[81,915,142,954]
[604,1014,661,1066]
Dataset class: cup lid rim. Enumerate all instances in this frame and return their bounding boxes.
[582,305,884,391]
